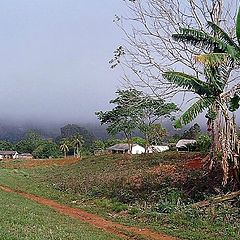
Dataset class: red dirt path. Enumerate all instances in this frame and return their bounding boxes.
[0,185,177,240]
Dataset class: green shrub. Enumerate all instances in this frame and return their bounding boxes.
[155,188,185,213]
[95,198,128,213]
[128,207,140,215]
[196,134,211,152]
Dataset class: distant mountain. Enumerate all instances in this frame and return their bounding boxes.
[59,124,95,145]
[0,124,24,142]
[0,118,211,144]
[0,123,60,143]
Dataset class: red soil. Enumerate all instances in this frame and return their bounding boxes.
[1,157,80,169]
[184,157,206,170]
[185,158,204,169]
[0,185,177,240]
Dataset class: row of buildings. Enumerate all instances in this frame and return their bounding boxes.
[0,139,196,159]
[0,151,33,160]
[96,139,196,155]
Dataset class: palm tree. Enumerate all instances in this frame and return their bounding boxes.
[163,8,240,186]
[71,134,84,159]
[60,139,70,158]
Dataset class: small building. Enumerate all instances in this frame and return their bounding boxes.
[176,139,196,151]
[107,143,145,154]
[18,153,33,159]
[94,149,111,156]
[0,151,18,160]
[148,145,169,153]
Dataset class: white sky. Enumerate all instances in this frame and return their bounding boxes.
[0,0,125,125]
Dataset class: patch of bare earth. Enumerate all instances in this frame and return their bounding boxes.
[0,185,177,240]
[1,157,80,169]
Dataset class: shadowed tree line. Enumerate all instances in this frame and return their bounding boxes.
[0,124,94,159]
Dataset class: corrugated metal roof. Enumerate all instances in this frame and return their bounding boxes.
[0,151,17,155]
[176,139,196,148]
[18,153,32,156]
[107,143,138,151]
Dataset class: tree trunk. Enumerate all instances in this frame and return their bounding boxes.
[191,191,240,208]
[76,146,79,158]
[145,133,149,153]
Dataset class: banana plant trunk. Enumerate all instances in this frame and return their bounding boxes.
[210,100,240,187]
[76,145,79,158]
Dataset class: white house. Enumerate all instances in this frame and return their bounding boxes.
[148,145,169,153]
[176,139,196,151]
[107,143,145,154]
[18,153,33,159]
[0,151,18,160]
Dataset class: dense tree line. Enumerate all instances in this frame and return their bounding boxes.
[0,124,94,159]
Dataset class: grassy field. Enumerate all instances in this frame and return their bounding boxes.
[0,152,239,240]
[0,189,120,240]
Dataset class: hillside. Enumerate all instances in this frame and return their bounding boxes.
[0,152,239,239]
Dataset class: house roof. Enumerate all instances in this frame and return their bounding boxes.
[148,145,169,152]
[18,153,33,156]
[176,139,196,148]
[107,143,139,151]
[0,151,17,155]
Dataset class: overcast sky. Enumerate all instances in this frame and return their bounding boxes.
[0,0,124,125]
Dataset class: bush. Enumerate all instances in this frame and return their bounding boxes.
[32,141,62,159]
[196,134,211,152]
[155,188,185,213]
[95,198,128,213]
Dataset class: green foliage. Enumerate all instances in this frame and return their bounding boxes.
[0,140,14,151]
[228,94,240,112]
[207,21,238,48]
[205,109,217,120]
[167,134,181,144]
[148,124,167,145]
[165,9,240,134]
[136,94,178,146]
[96,89,140,141]
[103,138,126,148]
[182,123,201,140]
[15,130,44,153]
[59,138,70,157]
[173,27,239,60]
[32,141,61,159]
[97,89,178,150]
[196,134,212,152]
[164,15,240,129]
[163,72,212,96]
[155,188,184,213]
[95,198,128,213]
[60,124,94,146]
[132,137,146,147]
[70,134,84,157]
[236,7,240,46]
[175,98,214,128]
[128,207,140,215]
[93,140,106,150]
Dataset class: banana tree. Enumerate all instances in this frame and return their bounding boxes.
[163,8,240,186]
[71,134,84,158]
[60,139,70,158]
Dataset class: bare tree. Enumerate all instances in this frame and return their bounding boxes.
[113,0,240,99]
